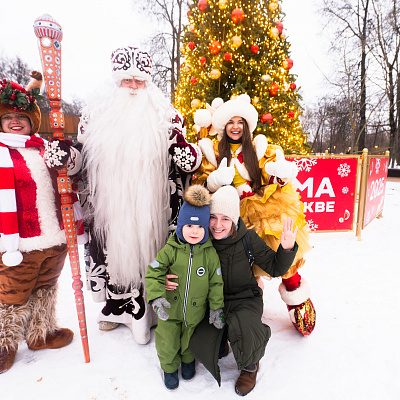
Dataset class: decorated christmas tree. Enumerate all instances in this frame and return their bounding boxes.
[174,0,309,154]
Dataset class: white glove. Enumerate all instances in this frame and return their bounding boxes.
[207,157,235,192]
[264,149,298,183]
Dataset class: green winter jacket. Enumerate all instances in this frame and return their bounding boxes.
[189,217,298,385]
[145,234,224,327]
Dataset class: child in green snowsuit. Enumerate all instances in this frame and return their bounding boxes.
[145,185,224,391]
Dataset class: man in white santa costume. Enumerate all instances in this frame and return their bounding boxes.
[78,46,201,344]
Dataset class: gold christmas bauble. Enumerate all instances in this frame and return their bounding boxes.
[210,68,221,79]
[269,2,278,11]
[231,36,242,49]
[262,74,271,82]
[270,27,280,38]
[218,0,228,9]
[191,99,201,109]
[252,96,259,105]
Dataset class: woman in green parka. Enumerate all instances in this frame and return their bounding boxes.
[166,185,298,396]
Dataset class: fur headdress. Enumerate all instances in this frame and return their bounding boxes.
[176,185,211,244]
[111,46,153,84]
[212,94,258,135]
[0,72,42,133]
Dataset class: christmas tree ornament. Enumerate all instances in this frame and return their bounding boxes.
[281,32,286,40]
[231,36,242,49]
[261,113,273,125]
[218,0,228,9]
[188,41,196,50]
[252,96,259,105]
[188,24,195,32]
[275,21,283,34]
[270,27,280,39]
[269,1,278,11]
[251,44,259,53]
[269,83,279,96]
[209,40,222,55]
[262,74,272,82]
[287,111,295,118]
[198,0,208,12]
[231,8,245,24]
[283,58,293,69]
[290,83,296,91]
[185,63,192,72]
[210,69,221,79]
[34,13,90,363]
[191,76,198,85]
[224,52,232,61]
[191,98,201,109]
[199,56,207,65]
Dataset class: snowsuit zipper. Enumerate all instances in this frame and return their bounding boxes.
[182,245,193,327]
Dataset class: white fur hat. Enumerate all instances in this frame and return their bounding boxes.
[212,94,259,135]
[111,46,153,84]
[210,185,240,224]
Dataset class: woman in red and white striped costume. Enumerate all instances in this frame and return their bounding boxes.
[0,72,81,373]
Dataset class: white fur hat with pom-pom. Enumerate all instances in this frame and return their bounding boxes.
[212,94,259,135]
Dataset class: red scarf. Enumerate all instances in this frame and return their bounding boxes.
[0,132,44,266]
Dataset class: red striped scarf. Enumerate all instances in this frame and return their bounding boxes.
[0,132,44,266]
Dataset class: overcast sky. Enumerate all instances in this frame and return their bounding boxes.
[0,0,332,106]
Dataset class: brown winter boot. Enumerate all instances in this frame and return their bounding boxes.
[235,362,259,396]
[0,346,18,374]
[0,302,30,373]
[27,328,74,350]
[25,286,73,351]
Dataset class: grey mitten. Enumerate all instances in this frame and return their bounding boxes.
[151,297,170,321]
[209,308,225,329]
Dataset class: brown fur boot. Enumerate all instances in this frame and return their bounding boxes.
[25,286,73,351]
[0,302,30,373]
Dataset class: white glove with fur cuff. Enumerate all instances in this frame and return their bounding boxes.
[207,157,235,192]
[264,149,298,185]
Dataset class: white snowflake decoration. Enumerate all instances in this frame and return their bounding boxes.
[342,186,349,194]
[337,163,351,177]
[172,146,196,172]
[294,158,317,172]
[307,219,318,231]
[375,158,381,174]
[44,140,68,167]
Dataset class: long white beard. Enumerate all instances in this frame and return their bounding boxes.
[82,85,172,285]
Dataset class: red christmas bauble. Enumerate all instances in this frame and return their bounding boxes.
[198,0,208,12]
[275,21,283,34]
[191,76,198,85]
[209,40,222,55]
[283,58,294,70]
[261,113,273,125]
[290,83,296,91]
[199,56,207,65]
[231,8,245,23]
[187,10,191,17]
[188,41,196,50]
[269,83,279,96]
[288,111,295,118]
[251,44,259,54]
[224,52,232,61]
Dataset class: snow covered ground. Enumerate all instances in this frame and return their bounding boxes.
[2,180,400,400]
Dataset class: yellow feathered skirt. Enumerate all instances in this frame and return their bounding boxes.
[240,182,311,279]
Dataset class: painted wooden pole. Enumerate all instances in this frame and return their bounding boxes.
[33,14,90,363]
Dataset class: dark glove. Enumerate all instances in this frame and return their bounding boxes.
[209,308,225,329]
[151,297,170,321]
[169,130,199,172]
[44,138,71,169]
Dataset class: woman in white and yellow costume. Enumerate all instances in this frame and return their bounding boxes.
[193,94,315,336]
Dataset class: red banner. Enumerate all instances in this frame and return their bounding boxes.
[288,157,359,231]
[363,157,389,228]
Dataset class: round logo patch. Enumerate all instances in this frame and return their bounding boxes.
[197,267,205,277]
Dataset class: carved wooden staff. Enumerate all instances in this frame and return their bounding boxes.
[33,14,90,363]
